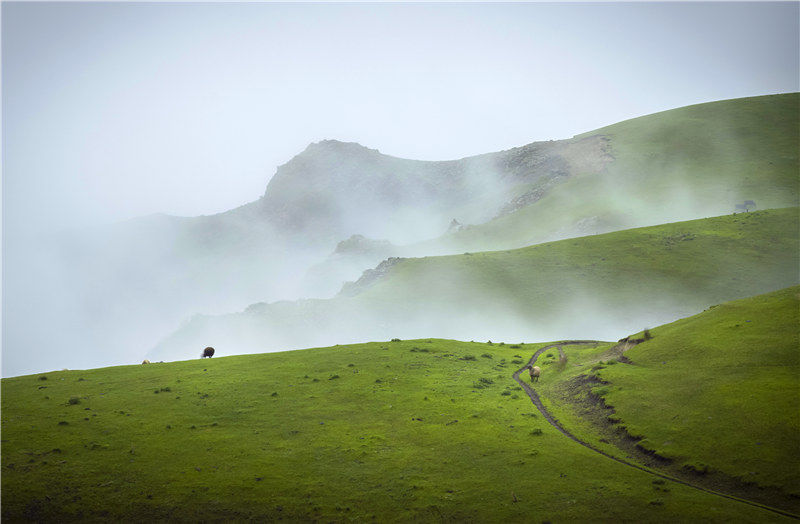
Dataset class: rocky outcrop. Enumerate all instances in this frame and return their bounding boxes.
[333,234,394,256]
[337,257,405,297]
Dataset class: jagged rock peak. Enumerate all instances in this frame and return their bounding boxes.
[302,139,380,155]
[337,257,405,297]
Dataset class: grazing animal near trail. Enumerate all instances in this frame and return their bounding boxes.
[201,347,215,358]
[529,366,541,383]
[141,359,150,365]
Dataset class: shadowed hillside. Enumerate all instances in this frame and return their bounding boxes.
[151,209,799,363]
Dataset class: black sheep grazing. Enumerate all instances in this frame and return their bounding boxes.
[202,347,215,358]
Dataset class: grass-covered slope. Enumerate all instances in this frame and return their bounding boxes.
[152,208,799,363]
[426,93,799,252]
[532,286,800,512]
[1,340,790,522]
[597,286,799,492]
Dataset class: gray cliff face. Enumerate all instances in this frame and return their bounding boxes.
[255,137,611,245]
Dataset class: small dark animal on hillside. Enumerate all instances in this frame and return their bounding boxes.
[528,366,541,383]
[201,347,215,358]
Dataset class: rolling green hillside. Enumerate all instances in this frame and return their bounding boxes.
[2,339,792,521]
[424,93,799,253]
[152,208,799,363]
[531,286,800,513]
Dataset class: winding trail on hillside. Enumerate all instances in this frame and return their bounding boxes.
[513,341,800,520]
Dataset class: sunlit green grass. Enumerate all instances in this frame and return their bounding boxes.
[2,339,788,521]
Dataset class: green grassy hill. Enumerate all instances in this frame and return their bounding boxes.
[532,286,800,513]
[2,339,793,521]
[152,208,799,363]
[422,93,799,253]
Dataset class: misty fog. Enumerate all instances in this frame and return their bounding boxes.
[3,2,799,377]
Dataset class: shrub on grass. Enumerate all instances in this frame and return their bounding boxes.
[329,375,340,380]
[459,355,477,361]
[511,359,523,364]
[472,377,494,389]
[501,391,511,396]
[530,429,543,436]
[67,397,81,405]
[390,338,401,342]
[481,353,492,359]
[509,345,521,349]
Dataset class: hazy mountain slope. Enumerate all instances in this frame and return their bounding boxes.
[252,136,611,245]
[1,340,787,521]
[9,94,797,377]
[150,208,799,362]
[421,93,799,253]
[9,133,608,377]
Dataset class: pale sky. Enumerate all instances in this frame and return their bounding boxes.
[3,1,799,234]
